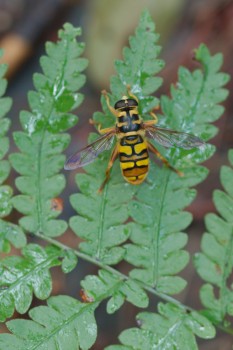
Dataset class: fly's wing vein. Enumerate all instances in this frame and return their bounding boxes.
[64,132,115,169]
[145,125,205,150]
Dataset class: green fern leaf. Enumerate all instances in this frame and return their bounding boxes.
[81,269,148,311]
[194,149,233,324]
[0,295,97,350]
[0,221,26,253]
[0,51,27,252]
[9,23,87,237]
[106,303,215,350]
[0,244,61,322]
[70,10,164,265]
[125,44,229,295]
[110,9,164,111]
[70,156,134,264]
[61,249,78,273]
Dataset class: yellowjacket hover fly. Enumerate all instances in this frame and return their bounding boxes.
[64,88,204,192]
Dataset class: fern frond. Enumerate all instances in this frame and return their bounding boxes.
[194,149,233,324]
[10,24,87,237]
[105,303,215,350]
[0,244,61,322]
[70,10,164,265]
[0,52,26,252]
[0,295,97,350]
[125,44,229,295]
[110,9,164,112]
[70,163,134,264]
[81,269,148,312]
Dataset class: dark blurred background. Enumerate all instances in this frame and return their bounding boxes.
[0,0,232,348]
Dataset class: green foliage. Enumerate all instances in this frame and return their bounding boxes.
[0,22,86,326]
[106,303,215,350]
[0,221,26,253]
[124,45,229,295]
[9,23,87,237]
[70,11,164,265]
[110,9,164,112]
[0,244,61,322]
[0,50,26,252]
[0,9,232,350]
[70,153,134,264]
[81,269,148,311]
[61,249,78,273]
[194,149,233,324]
[0,295,97,350]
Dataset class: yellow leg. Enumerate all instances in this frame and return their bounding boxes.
[98,145,118,193]
[126,84,139,102]
[89,118,115,135]
[101,90,119,117]
[126,85,159,124]
[149,111,158,123]
[142,116,158,127]
[147,141,183,176]
[143,111,159,126]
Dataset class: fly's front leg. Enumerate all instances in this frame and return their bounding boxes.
[126,85,139,102]
[101,90,119,117]
[147,141,183,176]
[143,110,159,126]
[89,118,115,135]
[126,84,159,125]
[98,145,118,193]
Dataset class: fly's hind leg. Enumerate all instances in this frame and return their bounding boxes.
[147,141,183,176]
[98,145,118,193]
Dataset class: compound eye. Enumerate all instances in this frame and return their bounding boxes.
[114,100,126,109]
[127,99,138,107]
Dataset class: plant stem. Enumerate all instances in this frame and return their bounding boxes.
[35,231,233,336]
[35,231,190,309]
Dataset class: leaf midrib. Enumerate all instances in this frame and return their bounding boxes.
[96,182,109,260]
[152,169,170,287]
[35,41,68,233]
[26,280,122,350]
[151,63,208,287]
[156,318,184,349]
[0,252,59,297]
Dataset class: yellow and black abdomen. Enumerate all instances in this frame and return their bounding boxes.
[118,135,149,185]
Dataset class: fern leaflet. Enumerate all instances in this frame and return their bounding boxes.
[125,44,229,295]
[10,24,87,237]
[0,52,26,252]
[105,303,215,350]
[70,10,165,266]
[0,295,97,350]
[81,269,148,311]
[0,244,61,322]
[194,149,233,325]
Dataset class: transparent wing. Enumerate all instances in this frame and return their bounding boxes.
[144,124,205,150]
[64,131,115,169]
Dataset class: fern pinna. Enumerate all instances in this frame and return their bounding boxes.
[0,25,86,322]
[10,24,87,237]
[0,10,232,350]
[0,50,26,253]
[125,44,229,295]
[195,149,233,327]
[70,10,164,265]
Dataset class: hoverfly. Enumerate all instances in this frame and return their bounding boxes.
[64,89,205,192]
